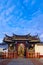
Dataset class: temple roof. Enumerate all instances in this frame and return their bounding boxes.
[3,34,40,43]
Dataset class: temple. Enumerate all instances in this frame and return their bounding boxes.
[3,34,40,57]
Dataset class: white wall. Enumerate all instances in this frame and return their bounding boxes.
[35,44,43,55]
[0,48,3,52]
[0,48,8,52]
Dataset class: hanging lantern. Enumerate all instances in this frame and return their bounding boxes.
[10,44,12,47]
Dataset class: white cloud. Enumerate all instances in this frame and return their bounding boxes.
[0,0,43,42]
[40,34,43,38]
[23,0,28,3]
[39,34,43,41]
[6,5,15,16]
[0,38,3,43]
[31,0,35,5]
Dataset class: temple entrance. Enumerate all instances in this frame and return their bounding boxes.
[17,43,25,58]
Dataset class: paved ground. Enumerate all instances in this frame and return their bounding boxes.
[8,58,34,65]
[39,58,43,63]
[0,59,8,62]
[0,58,43,65]
[0,59,11,65]
[31,58,43,65]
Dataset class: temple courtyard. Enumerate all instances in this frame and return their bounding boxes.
[0,58,43,65]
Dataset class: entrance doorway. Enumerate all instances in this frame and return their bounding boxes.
[17,43,25,57]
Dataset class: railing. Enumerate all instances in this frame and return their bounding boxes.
[1,52,17,59]
[0,52,40,59]
[26,52,40,58]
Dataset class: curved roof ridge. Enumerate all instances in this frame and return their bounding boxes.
[13,33,31,36]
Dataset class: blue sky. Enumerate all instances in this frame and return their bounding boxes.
[0,0,43,42]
